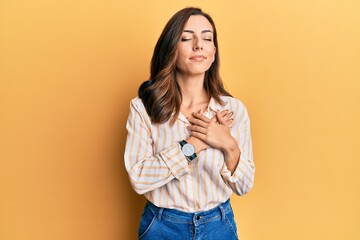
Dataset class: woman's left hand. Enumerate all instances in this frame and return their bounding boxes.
[187,110,237,151]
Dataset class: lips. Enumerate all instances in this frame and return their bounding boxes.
[189,55,207,61]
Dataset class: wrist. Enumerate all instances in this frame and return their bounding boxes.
[223,140,240,173]
[222,138,239,157]
[186,136,207,154]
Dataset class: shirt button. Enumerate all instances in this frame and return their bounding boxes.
[196,216,201,220]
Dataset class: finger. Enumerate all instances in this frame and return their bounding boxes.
[188,116,208,127]
[210,109,228,123]
[210,117,217,123]
[226,118,234,124]
[220,109,228,118]
[186,117,195,125]
[187,125,207,134]
[192,112,211,123]
[227,119,234,128]
[226,111,234,119]
[216,110,227,125]
[190,131,207,143]
[222,111,233,122]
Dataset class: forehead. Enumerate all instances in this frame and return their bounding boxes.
[183,15,213,32]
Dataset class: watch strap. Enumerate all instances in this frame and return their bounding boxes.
[179,140,187,147]
[186,152,197,161]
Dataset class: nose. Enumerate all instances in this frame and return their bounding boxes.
[193,38,203,51]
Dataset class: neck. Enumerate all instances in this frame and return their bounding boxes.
[176,72,208,106]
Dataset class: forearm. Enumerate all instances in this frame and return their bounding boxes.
[125,143,190,194]
[222,137,240,174]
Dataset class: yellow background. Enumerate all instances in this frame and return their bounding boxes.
[1,0,359,239]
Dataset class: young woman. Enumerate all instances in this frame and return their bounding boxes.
[124,7,255,239]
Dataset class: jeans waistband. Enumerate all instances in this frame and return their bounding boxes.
[145,199,232,224]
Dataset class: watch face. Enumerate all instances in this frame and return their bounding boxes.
[182,144,195,157]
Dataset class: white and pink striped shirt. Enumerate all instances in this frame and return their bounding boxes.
[124,95,255,212]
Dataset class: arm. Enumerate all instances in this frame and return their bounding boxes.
[188,102,255,196]
[124,99,190,195]
[220,107,255,196]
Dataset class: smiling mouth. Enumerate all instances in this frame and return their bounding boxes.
[189,55,207,61]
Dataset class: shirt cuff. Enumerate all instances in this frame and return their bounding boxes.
[160,144,189,180]
[221,152,248,183]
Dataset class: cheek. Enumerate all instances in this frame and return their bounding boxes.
[208,46,216,58]
[210,50,216,62]
[177,44,190,54]
[175,52,186,66]
[176,47,188,60]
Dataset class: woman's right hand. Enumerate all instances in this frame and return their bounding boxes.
[186,109,233,153]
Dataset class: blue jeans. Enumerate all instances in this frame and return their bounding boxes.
[138,199,239,240]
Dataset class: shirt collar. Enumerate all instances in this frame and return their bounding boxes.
[207,96,229,113]
[175,96,229,123]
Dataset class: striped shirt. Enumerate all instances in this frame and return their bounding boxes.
[124,95,255,212]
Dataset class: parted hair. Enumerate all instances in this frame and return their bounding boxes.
[138,7,232,124]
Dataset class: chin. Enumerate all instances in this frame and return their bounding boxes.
[177,64,212,76]
[188,66,212,75]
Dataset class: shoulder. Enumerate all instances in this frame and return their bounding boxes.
[129,96,145,111]
[220,95,250,123]
[128,96,152,125]
[129,96,149,118]
[130,96,142,105]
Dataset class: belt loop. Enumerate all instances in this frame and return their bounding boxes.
[157,208,164,221]
[218,204,226,222]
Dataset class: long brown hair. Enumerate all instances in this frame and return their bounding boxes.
[138,7,231,124]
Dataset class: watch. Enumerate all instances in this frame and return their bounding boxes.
[179,140,197,161]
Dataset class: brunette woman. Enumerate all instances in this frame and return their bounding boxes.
[124,7,255,240]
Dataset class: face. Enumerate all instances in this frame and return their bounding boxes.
[175,15,216,77]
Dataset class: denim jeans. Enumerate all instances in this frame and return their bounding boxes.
[138,199,239,240]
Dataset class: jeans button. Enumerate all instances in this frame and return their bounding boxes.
[196,216,201,220]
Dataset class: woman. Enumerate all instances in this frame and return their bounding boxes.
[124,7,255,240]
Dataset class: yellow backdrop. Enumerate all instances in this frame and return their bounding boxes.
[1,0,359,239]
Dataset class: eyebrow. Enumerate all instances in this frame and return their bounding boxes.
[183,30,213,34]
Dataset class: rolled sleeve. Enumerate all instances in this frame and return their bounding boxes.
[160,144,190,180]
